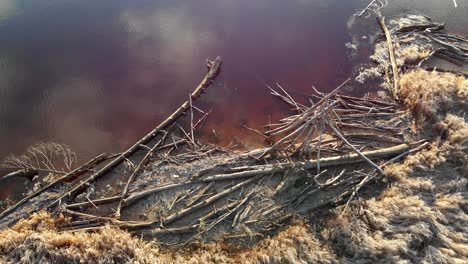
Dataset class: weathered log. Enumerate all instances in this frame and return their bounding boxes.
[124,182,188,207]
[137,225,199,236]
[328,121,385,175]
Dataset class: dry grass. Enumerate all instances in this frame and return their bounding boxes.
[397,44,432,65]
[324,173,468,264]
[0,212,335,264]
[0,211,164,264]
[3,171,466,264]
[384,114,467,180]
[323,64,468,263]
[398,69,467,126]
[238,222,334,264]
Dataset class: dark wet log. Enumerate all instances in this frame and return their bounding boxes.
[434,50,465,66]
[422,67,468,78]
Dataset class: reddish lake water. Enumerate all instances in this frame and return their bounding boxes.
[0,0,467,200]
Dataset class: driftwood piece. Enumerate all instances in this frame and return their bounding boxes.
[124,182,187,207]
[199,199,240,224]
[356,0,389,17]
[44,57,222,211]
[61,208,155,231]
[202,144,410,182]
[138,225,199,236]
[184,182,214,208]
[377,16,400,100]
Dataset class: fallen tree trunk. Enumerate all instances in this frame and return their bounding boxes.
[44,57,222,211]
[202,143,410,182]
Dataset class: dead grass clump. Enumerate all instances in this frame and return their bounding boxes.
[435,193,464,212]
[398,69,467,125]
[435,114,468,149]
[397,44,431,65]
[168,220,335,264]
[239,221,334,264]
[434,114,468,165]
[0,212,338,264]
[324,175,468,264]
[385,114,467,180]
[0,212,164,264]
[384,141,449,180]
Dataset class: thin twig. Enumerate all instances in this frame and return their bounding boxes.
[327,120,385,175]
